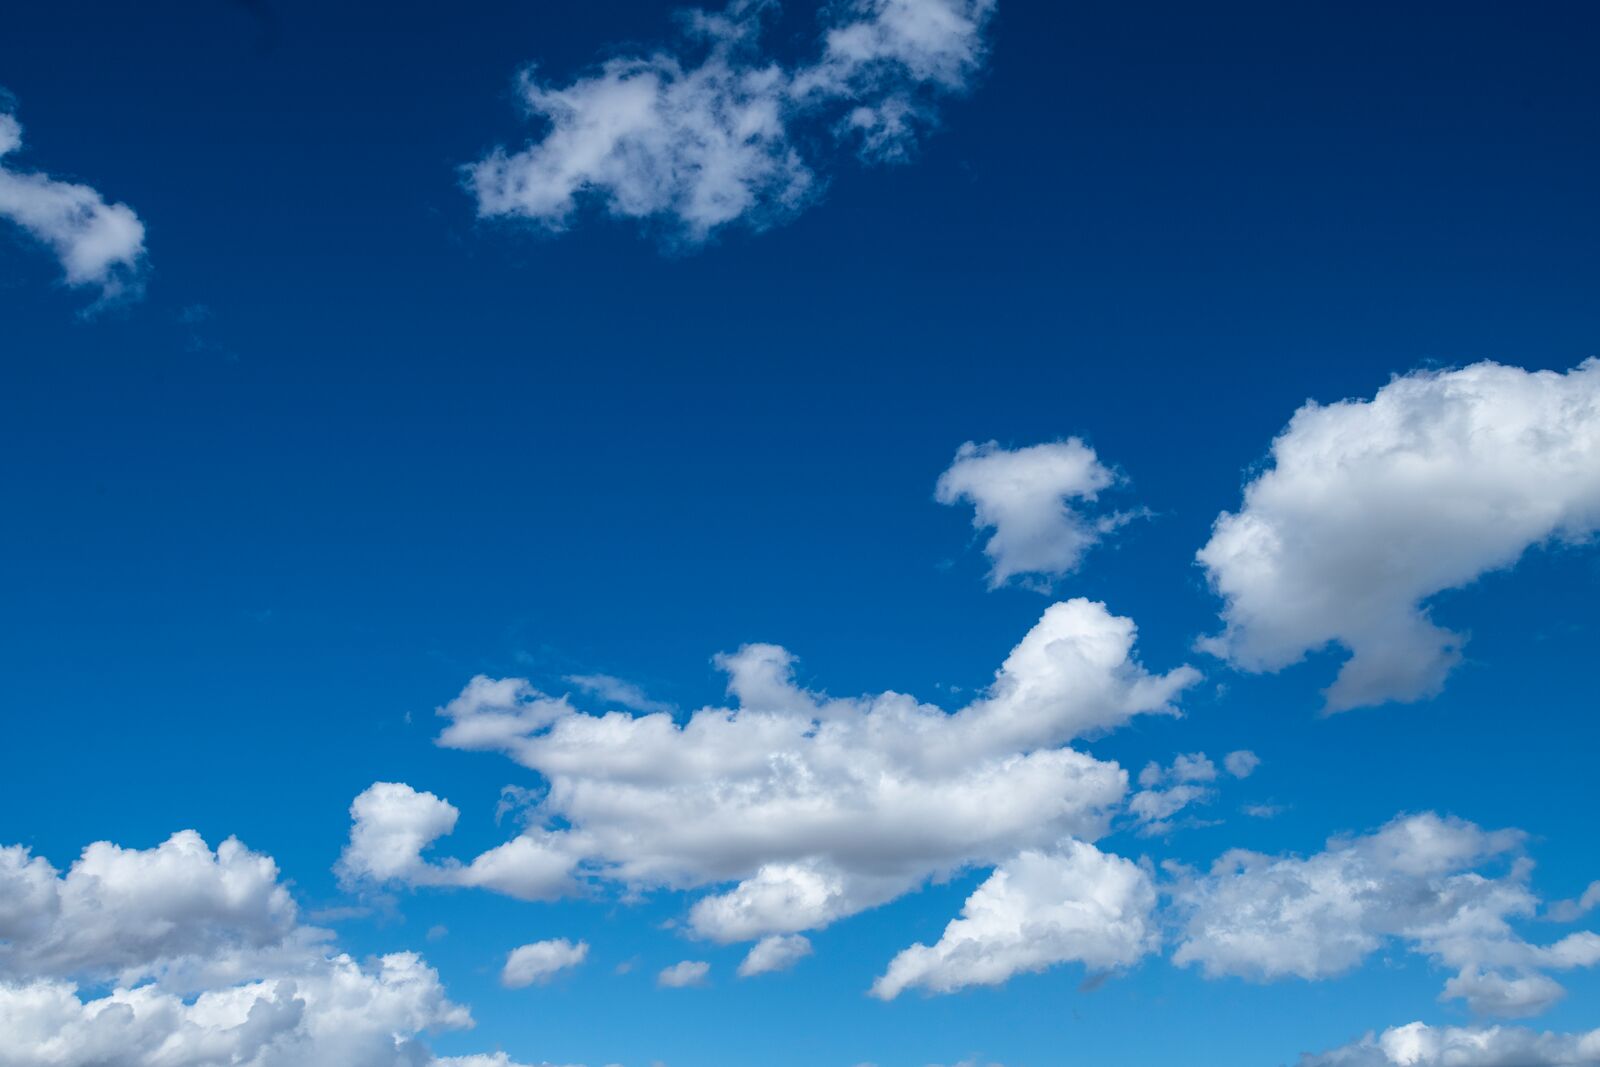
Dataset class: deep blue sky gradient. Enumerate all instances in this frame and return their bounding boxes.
[3,2,1600,1064]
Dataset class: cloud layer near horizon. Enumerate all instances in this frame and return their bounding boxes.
[0,831,555,1067]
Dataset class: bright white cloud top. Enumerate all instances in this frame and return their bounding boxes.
[1298,1021,1600,1066]
[871,839,1157,998]
[1170,813,1600,1018]
[0,109,145,300]
[1198,360,1600,711]
[0,831,555,1067]
[935,438,1128,589]
[341,598,1199,945]
[467,0,996,240]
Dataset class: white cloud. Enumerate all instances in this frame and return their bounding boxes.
[0,953,473,1067]
[1297,1021,1600,1066]
[467,0,996,241]
[0,109,145,300]
[345,599,1197,944]
[935,439,1126,589]
[336,781,581,902]
[1128,753,1224,836]
[0,830,299,984]
[738,933,813,977]
[502,938,589,988]
[871,840,1157,998]
[1224,750,1260,778]
[0,830,564,1067]
[657,959,711,988]
[1547,881,1600,923]
[1169,813,1600,1017]
[1198,360,1600,711]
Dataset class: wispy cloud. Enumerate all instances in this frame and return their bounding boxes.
[0,106,146,303]
[467,0,996,243]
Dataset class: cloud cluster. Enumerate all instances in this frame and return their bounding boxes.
[344,599,1198,946]
[467,0,996,240]
[1169,813,1600,1017]
[0,831,298,986]
[0,831,554,1067]
[0,109,145,300]
[1198,360,1600,710]
[871,839,1157,998]
[1298,1021,1600,1066]
[1126,750,1257,836]
[935,439,1129,590]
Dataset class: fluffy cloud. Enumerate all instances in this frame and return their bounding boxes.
[0,831,299,985]
[1297,1021,1600,1066]
[501,939,589,988]
[0,831,559,1067]
[871,840,1157,998]
[935,439,1127,589]
[737,934,813,977]
[344,599,1198,943]
[1170,813,1600,1016]
[657,960,711,988]
[0,953,472,1067]
[1198,361,1600,711]
[0,109,145,299]
[337,781,582,902]
[467,0,995,241]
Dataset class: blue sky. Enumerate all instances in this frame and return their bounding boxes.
[2,2,1600,1066]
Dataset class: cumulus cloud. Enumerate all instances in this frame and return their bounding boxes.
[0,108,145,300]
[467,0,996,241]
[343,599,1198,944]
[502,939,589,988]
[0,953,473,1067]
[0,830,562,1067]
[0,830,300,985]
[1297,1021,1600,1066]
[871,840,1157,998]
[1169,813,1600,1017]
[1198,360,1600,711]
[935,439,1129,589]
[737,933,813,977]
[657,959,711,988]
[337,781,582,902]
